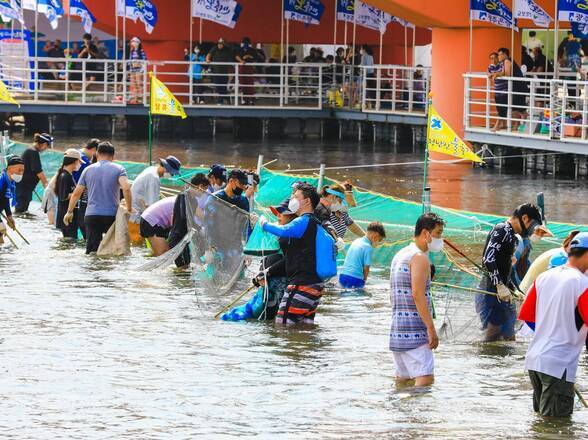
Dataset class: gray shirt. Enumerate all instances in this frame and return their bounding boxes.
[79,160,127,216]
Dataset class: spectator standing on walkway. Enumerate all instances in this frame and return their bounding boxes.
[361,45,375,109]
[128,37,147,104]
[78,33,99,90]
[188,44,207,104]
[63,142,132,254]
[15,133,52,213]
[238,37,258,105]
[206,38,239,105]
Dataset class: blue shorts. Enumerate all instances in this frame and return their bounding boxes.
[339,274,365,289]
[475,283,517,338]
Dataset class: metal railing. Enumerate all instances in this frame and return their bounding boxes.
[464,73,588,144]
[0,55,430,117]
[360,65,430,114]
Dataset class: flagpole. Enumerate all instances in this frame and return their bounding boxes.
[404,25,407,66]
[280,0,285,62]
[115,0,119,61]
[422,99,431,213]
[554,0,559,79]
[148,75,153,166]
[34,0,39,65]
[66,1,71,53]
[412,26,416,66]
[378,14,383,64]
[199,18,202,44]
[333,0,337,50]
[189,0,193,53]
[510,9,515,66]
[469,14,473,72]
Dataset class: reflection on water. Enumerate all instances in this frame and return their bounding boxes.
[2,136,588,437]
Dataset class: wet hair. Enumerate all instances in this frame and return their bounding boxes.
[367,221,386,238]
[563,230,581,249]
[97,141,115,157]
[568,247,588,259]
[415,213,445,237]
[86,138,100,150]
[498,47,510,57]
[191,173,209,187]
[296,182,320,209]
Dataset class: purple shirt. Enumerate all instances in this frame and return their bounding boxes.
[141,196,176,228]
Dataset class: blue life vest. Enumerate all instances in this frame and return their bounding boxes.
[315,223,337,281]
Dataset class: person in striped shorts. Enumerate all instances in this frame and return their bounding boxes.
[389,213,445,387]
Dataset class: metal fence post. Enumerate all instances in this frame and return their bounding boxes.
[317,65,322,109]
[234,64,239,107]
[464,75,470,130]
[375,67,381,111]
[506,78,512,131]
[485,75,491,130]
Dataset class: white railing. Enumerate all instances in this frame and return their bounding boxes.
[0,55,430,117]
[360,65,430,115]
[464,73,588,144]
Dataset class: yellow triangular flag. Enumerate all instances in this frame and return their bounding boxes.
[0,80,19,107]
[427,105,482,163]
[150,74,186,119]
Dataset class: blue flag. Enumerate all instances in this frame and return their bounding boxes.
[336,0,354,22]
[118,0,158,34]
[70,0,96,34]
[0,0,24,24]
[470,0,517,29]
[41,0,64,30]
[284,0,325,25]
[192,0,241,29]
[558,0,588,25]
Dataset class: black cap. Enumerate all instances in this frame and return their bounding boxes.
[6,154,24,166]
[38,133,54,146]
[228,169,248,185]
[270,199,294,216]
[208,164,227,182]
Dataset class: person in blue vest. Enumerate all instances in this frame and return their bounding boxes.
[0,155,25,236]
[260,182,326,325]
[188,44,207,104]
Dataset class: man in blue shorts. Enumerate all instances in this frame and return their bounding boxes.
[339,221,385,289]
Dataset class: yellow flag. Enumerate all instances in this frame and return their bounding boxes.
[150,74,186,119]
[427,105,482,163]
[0,80,19,107]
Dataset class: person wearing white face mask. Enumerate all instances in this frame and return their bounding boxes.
[512,224,553,289]
[55,149,83,239]
[129,155,181,243]
[0,155,24,234]
[207,164,227,193]
[188,44,206,104]
[389,213,446,388]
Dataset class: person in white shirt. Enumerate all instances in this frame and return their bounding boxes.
[526,31,544,55]
[519,232,588,417]
[129,155,181,241]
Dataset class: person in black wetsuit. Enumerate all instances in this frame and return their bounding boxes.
[260,182,324,326]
[0,155,24,240]
[476,203,544,342]
[15,133,52,213]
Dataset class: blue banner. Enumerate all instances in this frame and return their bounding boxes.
[336,0,354,22]
[0,0,23,24]
[192,0,241,29]
[70,0,96,34]
[470,0,517,29]
[571,21,588,37]
[40,0,64,30]
[558,0,588,24]
[119,0,158,34]
[284,0,325,25]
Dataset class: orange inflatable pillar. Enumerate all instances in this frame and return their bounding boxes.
[430,26,520,136]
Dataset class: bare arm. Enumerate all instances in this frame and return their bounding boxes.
[67,184,85,213]
[37,171,48,187]
[410,253,438,349]
[344,191,357,207]
[349,221,365,237]
[119,176,133,213]
[363,266,370,281]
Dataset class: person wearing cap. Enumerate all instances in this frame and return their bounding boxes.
[72,138,100,239]
[15,132,52,213]
[0,155,24,233]
[129,155,181,243]
[207,164,227,193]
[519,232,588,418]
[63,142,132,254]
[315,185,348,250]
[512,223,553,289]
[55,149,83,239]
[339,221,386,289]
[323,184,365,239]
[128,37,147,104]
[476,203,545,342]
[238,37,258,105]
[206,38,241,105]
[212,169,250,212]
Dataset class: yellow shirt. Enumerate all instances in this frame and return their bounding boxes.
[520,248,562,294]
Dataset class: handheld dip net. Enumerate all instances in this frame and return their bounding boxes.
[5,141,588,340]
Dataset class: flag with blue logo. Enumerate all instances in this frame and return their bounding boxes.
[470,0,517,29]
[118,0,158,34]
[558,0,588,24]
[0,0,24,24]
[513,0,551,27]
[70,0,96,34]
[283,0,324,25]
[23,0,64,30]
[336,0,354,22]
[571,21,588,38]
[192,0,241,29]
[392,16,416,29]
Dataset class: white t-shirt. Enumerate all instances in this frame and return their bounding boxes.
[526,37,543,53]
[131,166,160,221]
[519,265,588,382]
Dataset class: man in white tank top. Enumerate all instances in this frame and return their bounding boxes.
[389,213,445,387]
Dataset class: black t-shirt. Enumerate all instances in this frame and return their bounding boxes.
[56,170,76,229]
[533,54,547,71]
[208,46,235,72]
[21,148,42,187]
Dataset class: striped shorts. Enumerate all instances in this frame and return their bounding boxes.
[275,284,324,325]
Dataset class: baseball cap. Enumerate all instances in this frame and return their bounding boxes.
[569,232,588,250]
[64,148,82,160]
[228,169,248,185]
[208,164,227,182]
[38,133,54,146]
[270,199,294,216]
[159,155,182,176]
[6,154,24,166]
[131,36,141,44]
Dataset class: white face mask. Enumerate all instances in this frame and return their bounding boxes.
[11,173,23,183]
[330,201,342,212]
[163,172,172,179]
[194,48,199,54]
[288,198,300,214]
[529,234,542,243]
[428,236,444,253]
